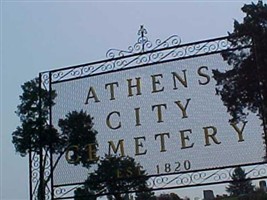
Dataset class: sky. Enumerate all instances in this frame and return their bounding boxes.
[0,0,262,199]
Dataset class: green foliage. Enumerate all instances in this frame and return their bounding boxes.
[74,187,96,200]
[85,155,150,200]
[213,1,267,123]
[13,78,99,199]
[157,193,182,200]
[135,190,156,200]
[58,110,97,147]
[12,78,60,156]
[226,167,254,196]
[58,110,98,168]
[215,197,238,200]
[246,188,267,200]
[12,78,98,164]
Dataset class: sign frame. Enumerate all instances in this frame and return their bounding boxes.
[30,31,267,200]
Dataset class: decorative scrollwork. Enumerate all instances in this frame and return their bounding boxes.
[53,184,83,199]
[106,27,181,59]
[212,169,230,182]
[191,171,207,181]
[106,25,151,58]
[250,165,267,177]
[37,28,261,200]
[47,21,250,83]
[41,72,50,90]
[54,187,67,196]
[144,163,267,191]
[49,35,238,83]
[48,163,267,199]
[30,149,52,200]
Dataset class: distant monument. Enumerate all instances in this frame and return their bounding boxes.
[259,180,267,192]
[203,190,215,200]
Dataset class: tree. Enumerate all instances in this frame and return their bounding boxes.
[135,190,156,200]
[226,167,254,196]
[247,187,267,200]
[74,186,96,200]
[157,193,182,200]
[84,155,151,200]
[12,78,98,199]
[58,110,98,168]
[213,1,267,147]
[12,78,59,156]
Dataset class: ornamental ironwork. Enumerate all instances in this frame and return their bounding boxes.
[42,26,246,85]
[52,163,267,199]
[31,27,265,200]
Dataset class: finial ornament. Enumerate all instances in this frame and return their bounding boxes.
[48,32,234,85]
[106,25,181,59]
[138,25,148,52]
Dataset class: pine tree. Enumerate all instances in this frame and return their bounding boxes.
[12,78,98,199]
[135,190,156,200]
[85,155,150,200]
[213,0,267,121]
[226,167,254,196]
[212,1,267,155]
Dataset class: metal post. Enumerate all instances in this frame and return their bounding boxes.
[38,73,44,200]
[29,149,32,200]
[49,72,54,200]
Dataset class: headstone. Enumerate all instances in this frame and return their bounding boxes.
[203,190,215,200]
[259,180,267,192]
